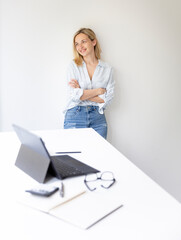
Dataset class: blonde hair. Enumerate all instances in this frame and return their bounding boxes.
[73,28,102,66]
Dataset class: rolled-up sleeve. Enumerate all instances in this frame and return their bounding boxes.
[69,87,83,103]
[66,62,83,104]
[99,68,114,113]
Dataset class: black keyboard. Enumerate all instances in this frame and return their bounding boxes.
[50,155,99,179]
[51,155,84,178]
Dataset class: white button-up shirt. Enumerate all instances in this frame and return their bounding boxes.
[63,60,114,114]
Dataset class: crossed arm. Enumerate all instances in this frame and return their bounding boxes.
[69,79,106,103]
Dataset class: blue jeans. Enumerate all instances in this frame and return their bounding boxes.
[64,106,107,139]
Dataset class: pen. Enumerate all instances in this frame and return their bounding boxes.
[60,182,64,197]
[56,151,81,154]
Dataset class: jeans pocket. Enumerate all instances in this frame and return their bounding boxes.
[64,107,82,129]
[65,106,80,119]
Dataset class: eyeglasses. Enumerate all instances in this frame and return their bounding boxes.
[84,171,116,191]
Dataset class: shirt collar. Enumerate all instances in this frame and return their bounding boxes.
[98,60,106,67]
[82,59,105,68]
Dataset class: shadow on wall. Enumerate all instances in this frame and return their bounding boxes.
[106,67,122,144]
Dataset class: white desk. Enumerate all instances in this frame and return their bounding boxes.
[0,128,181,240]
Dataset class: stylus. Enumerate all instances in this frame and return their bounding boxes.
[56,151,82,154]
[60,182,64,198]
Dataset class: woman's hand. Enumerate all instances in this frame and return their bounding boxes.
[68,79,80,88]
[98,88,106,95]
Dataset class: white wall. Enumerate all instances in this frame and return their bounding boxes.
[1,0,181,202]
[0,36,1,129]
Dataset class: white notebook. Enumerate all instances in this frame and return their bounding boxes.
[18,180,123,229]
[50,188,123,229]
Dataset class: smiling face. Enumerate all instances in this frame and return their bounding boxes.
[74,33,96,58]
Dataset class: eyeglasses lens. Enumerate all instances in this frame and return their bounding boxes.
[85,173,98,181]
[101,172,114,188]
[101,172,114,181]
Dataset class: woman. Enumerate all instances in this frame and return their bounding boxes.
[63,28,114,139]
